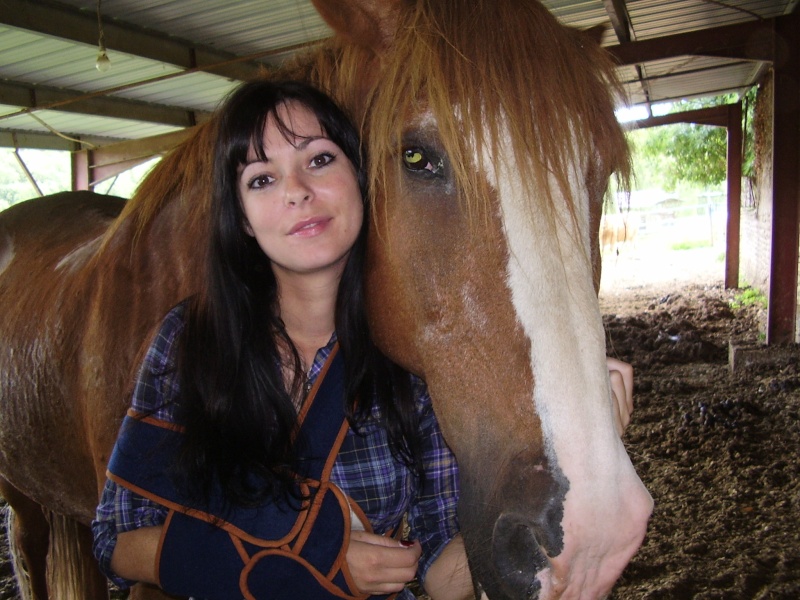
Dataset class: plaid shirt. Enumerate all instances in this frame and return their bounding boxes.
[92,305,460,598]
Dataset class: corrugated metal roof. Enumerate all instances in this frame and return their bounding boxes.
[545,0,611,28]
[56,0,331,58]
[629,0,791,39]
[617,0,795,108]
[0,0,796,150]
[0,104,182,141]
[626,59,763,105]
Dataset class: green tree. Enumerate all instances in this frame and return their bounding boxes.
[0,149,71,209]
[626,89,756,191]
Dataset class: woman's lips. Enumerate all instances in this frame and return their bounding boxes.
[289,216,332,236]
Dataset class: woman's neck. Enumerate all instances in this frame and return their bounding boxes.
[276,271,338,368]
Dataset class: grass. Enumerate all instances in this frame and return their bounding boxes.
[730,287,768,310]
[670,239,713,251]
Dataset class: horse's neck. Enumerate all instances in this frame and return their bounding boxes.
[108,195,204,312]
[104,123,215,310]
[83,162,209,394]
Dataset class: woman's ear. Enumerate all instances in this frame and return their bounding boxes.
[243,218,254,237]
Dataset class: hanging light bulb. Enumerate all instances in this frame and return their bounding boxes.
[95,0,111,72]
[96,46,111,72]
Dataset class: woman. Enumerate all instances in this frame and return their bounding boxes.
[93,79,634,600]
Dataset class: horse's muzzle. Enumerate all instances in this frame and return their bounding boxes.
[492,513,550,599]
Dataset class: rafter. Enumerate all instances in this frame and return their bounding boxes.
[606,17,782,66]
[626,105,731,129]
[601,0,632,43]
[0,129,115,151]
[0,80,208,129]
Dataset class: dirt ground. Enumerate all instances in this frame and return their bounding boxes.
[600,250,800,600]
[1,245,798,599]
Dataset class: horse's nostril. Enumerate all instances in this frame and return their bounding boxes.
[492,513,549,599]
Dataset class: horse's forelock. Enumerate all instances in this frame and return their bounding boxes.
[339,0,630,225]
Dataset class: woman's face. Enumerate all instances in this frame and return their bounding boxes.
[237,102,363,282]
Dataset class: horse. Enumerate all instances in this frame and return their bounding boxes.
[0,0,652,598]
[600,212,639,256]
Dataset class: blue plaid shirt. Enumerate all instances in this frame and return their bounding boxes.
[92,305,460,598]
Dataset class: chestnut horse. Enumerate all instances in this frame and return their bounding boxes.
[0,0,652,598]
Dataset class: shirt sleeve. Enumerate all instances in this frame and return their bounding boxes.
[91,479,169,588]
[405,375,461,585]
[91,304,185,587]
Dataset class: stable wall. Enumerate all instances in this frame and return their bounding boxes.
[739,73,800,342]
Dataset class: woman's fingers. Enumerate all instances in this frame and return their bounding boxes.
[606,357,634,435]
[346,531,421,594]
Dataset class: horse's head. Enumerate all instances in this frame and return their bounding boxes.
[310,0,653,598]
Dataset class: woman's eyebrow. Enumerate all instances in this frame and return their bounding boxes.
[241,136,329,167]
[294,135,326,150]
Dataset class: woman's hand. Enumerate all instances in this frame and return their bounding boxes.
[607,356,634,436]
[115,525,421,595]
[346,531,421,595]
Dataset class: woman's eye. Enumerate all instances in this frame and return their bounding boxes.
[247,174,273,189]
[310,153,335,168]
[402,147,444,176]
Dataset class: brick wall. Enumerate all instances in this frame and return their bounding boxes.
[740,72,800,343]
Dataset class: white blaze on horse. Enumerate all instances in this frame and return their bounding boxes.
[0,0,651,599]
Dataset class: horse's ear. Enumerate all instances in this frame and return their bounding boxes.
[582,24,608,46]
[311,0,406,52]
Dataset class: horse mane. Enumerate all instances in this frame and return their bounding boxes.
[99,115,219,250]
[313,0,630,226]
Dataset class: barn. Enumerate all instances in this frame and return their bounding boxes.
[1,1,798,599]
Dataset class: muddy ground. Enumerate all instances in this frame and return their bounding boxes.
[597,242,799,599]
[602,283,799,600]
[1,255,798,599]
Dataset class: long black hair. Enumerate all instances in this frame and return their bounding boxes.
[175,79,421,506]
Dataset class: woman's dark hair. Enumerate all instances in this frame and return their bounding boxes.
[175,79,421,506]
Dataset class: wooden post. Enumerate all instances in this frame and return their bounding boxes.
[767,9,800,345]
[725,102,742,289]
[71,149,92,191]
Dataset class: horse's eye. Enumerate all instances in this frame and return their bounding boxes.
[403,148,426,170]
[402,147,444,176]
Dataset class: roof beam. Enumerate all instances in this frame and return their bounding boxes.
[606,16,787,65]
[0,80,208,128]
[0,129,115,151]
[1,0,266,81]
[600,0,654,114]
[601,0,632,43]
[624,84,754,108]
[619,60,755,87]
[73,128,195,187]
[627,105,730,129]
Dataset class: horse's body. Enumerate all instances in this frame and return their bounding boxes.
[600,213,639,256]
[0,1,651,598]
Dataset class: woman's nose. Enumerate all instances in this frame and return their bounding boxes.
[284,172,313,206]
